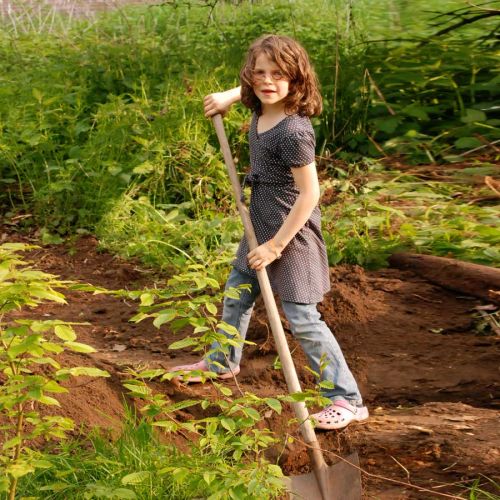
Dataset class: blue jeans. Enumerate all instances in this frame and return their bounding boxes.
[206,267,364,407]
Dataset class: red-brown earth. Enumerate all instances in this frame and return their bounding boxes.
[2,230,499,499]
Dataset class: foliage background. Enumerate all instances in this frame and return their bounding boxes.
[0,0,498,272]
[0,3,499,498]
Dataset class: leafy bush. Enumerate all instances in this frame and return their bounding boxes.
[0,0,497,272]
[0,243,109,498]
[16,410,285,500]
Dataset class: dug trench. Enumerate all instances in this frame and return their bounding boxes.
[3,231,499,499]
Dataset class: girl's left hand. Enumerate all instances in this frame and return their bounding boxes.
[247,243,277,271]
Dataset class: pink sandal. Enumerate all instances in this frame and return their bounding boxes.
[311,400,369,430]
[168,359,240,383]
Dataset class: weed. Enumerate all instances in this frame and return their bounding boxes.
[1,0,498,240]
[0,243,109,499]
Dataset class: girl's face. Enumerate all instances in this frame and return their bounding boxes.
[252,53,290,112]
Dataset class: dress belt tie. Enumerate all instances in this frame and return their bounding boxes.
[240,173,293,202]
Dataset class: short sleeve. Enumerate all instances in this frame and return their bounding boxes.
[280,130,316,168]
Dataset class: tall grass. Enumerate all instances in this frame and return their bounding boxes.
[0,0,498,272]
[16,408,284,499]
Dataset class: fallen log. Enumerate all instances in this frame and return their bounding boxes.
[389,253,500,304]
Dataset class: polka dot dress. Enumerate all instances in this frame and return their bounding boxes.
[232,113,331,304]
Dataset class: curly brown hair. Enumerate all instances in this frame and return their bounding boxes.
[240,34,322,117]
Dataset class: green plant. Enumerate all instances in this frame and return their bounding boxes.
[467,475,500,499]
[1,0,498,237]
[16,403,285,500]
[321,162,500,268]
[16,411,189,499]
[113,264,330,498]
[95,195,241,278]
[122,374,286,499]
[0,243,109,499]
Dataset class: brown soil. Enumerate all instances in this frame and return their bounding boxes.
[2,230,499,499]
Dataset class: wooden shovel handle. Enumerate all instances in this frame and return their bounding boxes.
[211,114,326,462]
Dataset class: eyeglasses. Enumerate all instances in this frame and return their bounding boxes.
[252,69,287,82]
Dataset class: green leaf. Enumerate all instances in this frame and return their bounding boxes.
[42,341,64,354]
[224,288,241,300]
[170,318,190,332]
[461,108,487,123]
[123,383,150,396]
[152,310,177,328]
[64,341,96,353]
[205,302,218,315]
[3,435,21,450]
[44,380,68,394]
[0,476,9,493]
[32,88,43,102]
[152,421,177,432]
[265,398,282,414]
[114,489,137,499]
[39,482,70,492]
[483,248,500,261]
[0,262,11,282]
[267,464,284,477]
[88,487,136,499]
[31,357,60,369]
[318,380,335,390]
[193,326,210,334]
[168,337,198,350]
[41,230,64,245]
[7,335,41,357]
[57,367,109,378]
[1,242,31,251]
[28,286,66,304]
[454,137,482,150]
[203,471,216,485]
[54,325,76,341]
[129,311,150,323]
[373,116,400,134]
[244,408,261,421]
[140,293,155,306]
[218,385,233,397]
[217,322,239,336]
[133,161,155,174]
[138,369,165,379]
[167,399,200,412]
[38,395,61,406]
[402,104,429,120]
[163,209,179,223]
[121,471,151,485]
[6,461,35,479]
[172,468,189,482]
[220,418,236,433]
[32,459,53,469]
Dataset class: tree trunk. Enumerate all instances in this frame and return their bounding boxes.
[389,253,500,304]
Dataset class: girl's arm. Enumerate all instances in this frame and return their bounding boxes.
[204,86,241,117]
[247,162,320,271]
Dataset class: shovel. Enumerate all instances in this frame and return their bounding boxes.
[211,114,362,500]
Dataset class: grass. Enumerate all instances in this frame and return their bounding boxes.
[320,160,500,268]
[468,477,500,499]
[16,410,284,499]
[92,156,499,276]
[14,408,500,499]
[0,0,498,277]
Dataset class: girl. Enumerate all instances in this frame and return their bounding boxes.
[171,35,368,430]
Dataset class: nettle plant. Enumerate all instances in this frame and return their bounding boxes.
[0,243,109,499]
[119,265,330,499]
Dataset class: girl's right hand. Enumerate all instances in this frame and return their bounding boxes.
[203,87,241,117]
[203,92,232,117]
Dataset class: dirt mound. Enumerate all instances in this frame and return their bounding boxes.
[3,231,499,498]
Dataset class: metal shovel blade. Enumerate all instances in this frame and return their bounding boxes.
[283,452,362,500]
